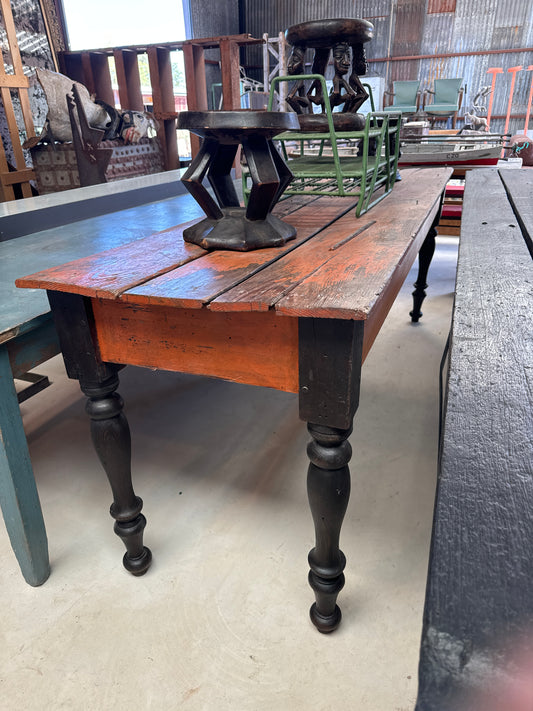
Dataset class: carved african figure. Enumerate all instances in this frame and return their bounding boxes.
[306,47,331,112]
[330,42,355,112]
[347,44,370,113]
[286,44,310,113]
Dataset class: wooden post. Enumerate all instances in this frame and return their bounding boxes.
[89,52,115,105]
[147,46,178,170]
[59,52,85,85]
[219,37,241,110]
[81,52,96,96]
[113,50,144,112]
[182,42,209,157]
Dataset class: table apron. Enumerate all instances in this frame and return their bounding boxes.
[92,299,300,392]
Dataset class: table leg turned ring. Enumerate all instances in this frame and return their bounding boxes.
[83,377,152,577]
[306,423,351,633]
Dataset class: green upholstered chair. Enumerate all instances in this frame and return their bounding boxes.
[424,78,464,127]
[383,80,420,115]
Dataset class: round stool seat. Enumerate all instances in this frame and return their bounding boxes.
[178,110,299,142]
[286,18,373,48]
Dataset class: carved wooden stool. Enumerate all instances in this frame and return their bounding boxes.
[285,17,374,124]
[177,110,299,251]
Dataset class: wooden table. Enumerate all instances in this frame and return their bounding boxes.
[416,168,533,709]
[1,183,203,586]
[17,167,451,630]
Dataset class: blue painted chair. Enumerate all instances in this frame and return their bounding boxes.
[383,80,421,116]
[424,78,464,127]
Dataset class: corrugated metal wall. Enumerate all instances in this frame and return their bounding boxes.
[188,0,240,38]
[187,0,241,105]
[241,0,533,134]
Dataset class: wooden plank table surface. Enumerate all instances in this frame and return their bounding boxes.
[1,189,204,585]
[416,168,533,709]
[17,166,452,628]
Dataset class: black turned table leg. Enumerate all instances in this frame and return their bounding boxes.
[46,291,152,576]
[307,423,351,632]
[410,226,437,323]
[82,376,152,576]
[299,318,364,632]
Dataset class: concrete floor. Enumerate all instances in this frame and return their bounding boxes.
[0,236,458,711]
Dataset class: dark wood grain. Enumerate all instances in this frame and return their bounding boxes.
[499,168,533,256]
[416,169,533,710]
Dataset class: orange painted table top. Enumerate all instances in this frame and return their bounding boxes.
[17,167,452,394]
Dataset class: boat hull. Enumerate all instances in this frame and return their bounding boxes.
[398,141,502,168]
[398,154,499,167]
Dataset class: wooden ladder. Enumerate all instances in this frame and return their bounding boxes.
[0,0,36,200]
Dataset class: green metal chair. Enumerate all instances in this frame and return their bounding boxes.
[383,80,420,115]
[242,74,401,218]
[424,78,464,127]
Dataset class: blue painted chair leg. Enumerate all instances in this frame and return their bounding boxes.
[0,347,50,585]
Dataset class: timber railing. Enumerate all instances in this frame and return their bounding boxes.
[58,34,263,171]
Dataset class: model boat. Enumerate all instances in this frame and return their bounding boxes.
[398,125,508,168]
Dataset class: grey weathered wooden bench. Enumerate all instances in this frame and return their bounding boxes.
[416,168,533,709]
[0,174,202,585]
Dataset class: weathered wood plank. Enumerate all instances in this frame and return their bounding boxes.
[212,168,450,316]
[416,168,533,710]
[15,195,352,305]
[15,222,205,298]
[7,317,60,380]
[2,190,206,338]
[275,169,450,319]
[272,194,319,217]
[92,299,299,392]
[209,215,379,313]
[121,196,359,307]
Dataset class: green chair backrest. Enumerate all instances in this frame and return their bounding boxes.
[432,78,463,107]
[392,80,420,106]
